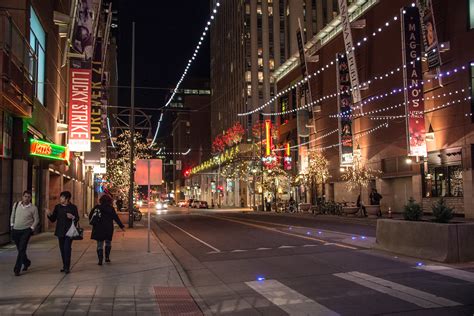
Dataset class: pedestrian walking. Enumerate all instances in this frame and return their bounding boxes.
[357,194,367,217]
[370,188,383,217]
[10,190,39,276]
[89,194,125,265]
[47,191,79,274]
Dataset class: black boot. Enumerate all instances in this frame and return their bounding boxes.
[105,245,111,263]
[97,249,103,265]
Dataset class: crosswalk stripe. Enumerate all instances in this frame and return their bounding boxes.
[334,271,461,308]
[246,279,339,316]
[417,265,474,283]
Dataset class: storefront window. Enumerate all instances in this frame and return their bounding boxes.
[423,165,463,197]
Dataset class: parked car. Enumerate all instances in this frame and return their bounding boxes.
[197,201,208,209]
[191,200,200,208]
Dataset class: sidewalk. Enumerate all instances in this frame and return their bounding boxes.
[0,221,203,315]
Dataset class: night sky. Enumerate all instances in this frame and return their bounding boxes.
[115,0,211,140]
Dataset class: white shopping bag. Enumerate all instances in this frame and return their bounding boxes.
[66,221,79,238]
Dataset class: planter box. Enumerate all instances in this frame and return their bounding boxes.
[342,207,359,216]
[366,205,380,218]
[376,219,474,263]
[117,212,130,227]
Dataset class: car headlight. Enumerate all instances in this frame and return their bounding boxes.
[156,203,163,209]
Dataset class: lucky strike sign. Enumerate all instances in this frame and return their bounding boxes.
[68,68,92,152]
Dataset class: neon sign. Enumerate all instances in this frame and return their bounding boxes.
[30,139,70,164]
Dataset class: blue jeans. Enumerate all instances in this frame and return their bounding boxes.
[57,237,73,270]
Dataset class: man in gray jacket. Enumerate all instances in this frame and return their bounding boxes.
[10,190,39,276]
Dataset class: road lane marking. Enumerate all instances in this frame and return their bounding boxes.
[278,245,296,249]
[334,271,461,308]
[256,247,271,251]
[160,218,221,253]
[231,249,247,253]
[246,279,339,316]
[303,244,318,247]
[202,215,357,250]
[417,265,474,283]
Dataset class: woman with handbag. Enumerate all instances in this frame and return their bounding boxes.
[89,194,125,265]
[47,191,80,274]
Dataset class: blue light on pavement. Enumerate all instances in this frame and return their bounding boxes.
[361,236,367,240]
[351,236,357,240]
[318,231,322,235]
[306,231,311,235]
[257,276,265,282]
[416,262,424,267]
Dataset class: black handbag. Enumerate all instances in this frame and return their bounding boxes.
[72,222,84,240]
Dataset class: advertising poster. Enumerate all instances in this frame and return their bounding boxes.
[417,0,441,69]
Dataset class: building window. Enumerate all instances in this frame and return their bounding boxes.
[423,164,463,197]
[245,71,251,82]
[257,4,262,14]
[470,0,474,29]
[247,84,252,96]
[269,59,275,70]
[30,7,46,105]
[258,72,263,82]
[470,62,474,122]
[258,58,263,67]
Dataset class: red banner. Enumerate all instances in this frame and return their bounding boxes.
[401,6,427,157]
[68,68,92,152]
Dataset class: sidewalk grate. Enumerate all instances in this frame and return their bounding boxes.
[154,287,202,316]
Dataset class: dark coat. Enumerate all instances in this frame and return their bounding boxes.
[89,204,124,241]
[47,204,79,237]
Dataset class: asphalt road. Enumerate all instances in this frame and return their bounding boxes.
[151,209,474,315]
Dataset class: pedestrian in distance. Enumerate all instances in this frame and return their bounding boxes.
[10,190,39,276]
[89,194,125,265]
[357,194,367,217]
[47,191,79,274]
[370,188,383,217]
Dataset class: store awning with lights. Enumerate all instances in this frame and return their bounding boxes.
[30,139,70,165]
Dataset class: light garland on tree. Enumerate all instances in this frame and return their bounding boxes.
[341,154,382,193]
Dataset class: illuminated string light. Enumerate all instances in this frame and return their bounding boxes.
[238,12,402,117]
[150,2,221,147]
[273,128,339,152]
[106,117,115,148]
[264,60,421,117]
[156,148,192,156]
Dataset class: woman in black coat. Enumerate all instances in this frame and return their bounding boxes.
[89,194,125,265]
[47,191,79,274]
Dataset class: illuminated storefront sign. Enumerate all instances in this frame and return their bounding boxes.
[265,120,272,156]
[30,139,70,164]
[284,143,292,170]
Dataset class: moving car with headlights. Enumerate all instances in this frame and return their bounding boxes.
[155,201,168,211]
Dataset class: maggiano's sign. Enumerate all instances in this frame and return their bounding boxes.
[30,139,70,164]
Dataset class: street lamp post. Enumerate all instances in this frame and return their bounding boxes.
[128,22,136,228]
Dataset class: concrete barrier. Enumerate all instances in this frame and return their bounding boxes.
[366,205,380,218]
[376,219,474,263]
[342,207,359,216]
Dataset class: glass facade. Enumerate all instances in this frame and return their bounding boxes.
[30,7,46,105]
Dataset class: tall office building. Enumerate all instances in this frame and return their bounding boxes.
[210,0,343,139]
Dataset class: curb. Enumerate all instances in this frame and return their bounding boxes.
[251,211,379,227]
[149,219,213,316]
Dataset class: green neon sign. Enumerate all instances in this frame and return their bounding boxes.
[30,139,70,164]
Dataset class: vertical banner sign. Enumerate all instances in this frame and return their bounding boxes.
[338,0,361,105]
[284,143,292,170]
[68,68,92,152]
[296,22,311,140]
[401,6,427,157]
[417,0,441,70]
[265,120,272,156]
[85,39,105,170]
[68,0,97,152]
[337,54,354,166]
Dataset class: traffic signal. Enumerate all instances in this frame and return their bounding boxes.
[184,169,191,177]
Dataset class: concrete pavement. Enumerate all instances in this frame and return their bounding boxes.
[0,219,204,315]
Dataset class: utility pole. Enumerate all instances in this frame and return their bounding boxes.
[128,22,135,228]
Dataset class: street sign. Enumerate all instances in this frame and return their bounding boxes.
[135,159,162,185]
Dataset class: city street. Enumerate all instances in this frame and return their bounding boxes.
[152,208,474,315]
